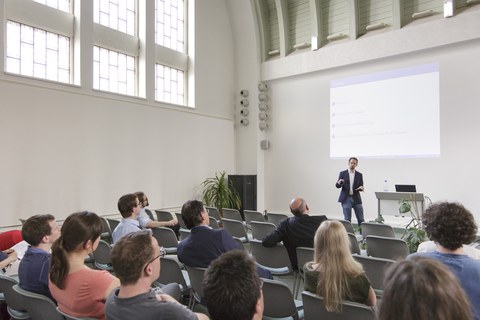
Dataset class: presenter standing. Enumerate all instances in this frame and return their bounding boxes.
[335,157,364,225]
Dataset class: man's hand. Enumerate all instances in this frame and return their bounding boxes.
[355,186,364,192]
[337,179,345,185]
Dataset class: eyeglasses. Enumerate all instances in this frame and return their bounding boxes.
[146,246,166,266]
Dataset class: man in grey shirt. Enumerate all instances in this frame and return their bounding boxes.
[105,230,208,320]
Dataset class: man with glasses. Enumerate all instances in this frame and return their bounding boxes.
[105,230,208,320]
[112,193,144,244]
[135,191,179,234]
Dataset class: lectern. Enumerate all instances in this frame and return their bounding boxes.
[375,192,425,217]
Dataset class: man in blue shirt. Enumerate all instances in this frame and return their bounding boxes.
[18,214,60,300]
[112,193,143,244]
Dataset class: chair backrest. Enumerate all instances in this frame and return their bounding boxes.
[12,285,64,320]
[250,221,276,240]
[209,217,220,229]
[296,247,314,271]
[262,278,302,320]
[222,208,243,221]
[155,257,190,292]
[250,240,293,275]
[221,218,249,242]
[266,212,289,227]
[361,222,395,238]
[348,232,361,255]
[233,237,245,250]
[99,217,112,243]
[145,209,155,221]
[352,255,395,291]
[179,228,191,240]
[56,307,97,320]
[175,212,187,229]
[205,206,221,221]
[151,227,178,254]
[106,218,120,234]
[185,266,207,306]
[155,210,173,222]
[302,291,374,320]
[366,235,409,260]
[0,274,30,319]
[244,210,265,224]
[336,219,356,234]
[92,239,113,270]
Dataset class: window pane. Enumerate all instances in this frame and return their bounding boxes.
[155,0,185,53]
[94,0,136,36]
[6,21,70,84]
[155,64,185,105]
[93,46,136,96]
[33,0,71,12]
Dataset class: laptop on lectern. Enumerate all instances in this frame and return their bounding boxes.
[395,184,417,192]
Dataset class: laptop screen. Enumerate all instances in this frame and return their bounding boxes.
[395,184,417,192]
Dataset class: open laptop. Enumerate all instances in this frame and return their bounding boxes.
[395,184,417,192]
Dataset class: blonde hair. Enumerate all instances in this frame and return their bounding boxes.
[313,220,364,312]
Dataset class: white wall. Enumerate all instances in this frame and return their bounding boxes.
[0,0,236,226]
[231,4,480,222]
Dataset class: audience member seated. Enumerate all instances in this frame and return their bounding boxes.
[413,201,480,320]
[18,214,60,300]
[379,256,473,320]
[0,248,18,271]
[203,250,263,320]
[0,230,23,251]
[112,193,143,244]
[262,197,327,271]
[49,211,120,320]
[177,200,271,279]
[105,230,207,320]
[303,220,376,312]
[135,191,180,235]
[417,240,480,259]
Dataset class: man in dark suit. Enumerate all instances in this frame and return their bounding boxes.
[336,157,365,225]
[262,197,327,271]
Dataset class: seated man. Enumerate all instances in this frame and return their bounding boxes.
[112,193,143,244]
[203,250,264,320]
[177,200,271,279]
[262,197,327,271]
[18,214,60,299]
[414,201,480,320]
[135,191,179,235]
[105,230,208,320]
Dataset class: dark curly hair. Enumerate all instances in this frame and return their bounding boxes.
[422,202,477,250]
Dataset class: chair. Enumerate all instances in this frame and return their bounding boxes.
[0,274,30,320]
[353,255,395,297]
[205,206,221,221]
[250,221,276,240]
[151,227,178,254]
[294,247,314,298]
[336,219,356,234]
[92,239,113,271]
[154,256,191,298]
[361,222,395,238]
[56,307,97,320]
[185,266,207,309]
[221,218,250,243]
[209,217,220,229]
[348,232,361,255]
[99,217,112,243]
[145,209,155,221]
[302,291,374,320]
[267,212,289,226]
[222,208,243,221]
[175,212,187,229]
[179,228,191,240]
[12,285,64,320]
[262,278,303,320]
[233,237,245,250]
[366,235,409,260]
[155,210,173,222]
[244,210,265,224]
[106,218,120,234]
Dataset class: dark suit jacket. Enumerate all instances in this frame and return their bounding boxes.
[262,214,327,271]
[336,170,363,205]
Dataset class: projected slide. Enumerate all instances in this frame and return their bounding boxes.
[330,63,440,159]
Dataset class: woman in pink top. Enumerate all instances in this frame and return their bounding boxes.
[49,211,120,320]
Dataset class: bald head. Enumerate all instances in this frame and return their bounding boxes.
[289,197,309,217]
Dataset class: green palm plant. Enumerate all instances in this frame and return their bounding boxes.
[202,171,241,216]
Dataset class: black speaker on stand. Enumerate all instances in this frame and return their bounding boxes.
[228,175,257,220]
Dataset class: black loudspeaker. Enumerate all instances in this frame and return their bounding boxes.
[228,175,257,217]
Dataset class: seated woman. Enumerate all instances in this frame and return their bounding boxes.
[303,220,376,312]
[379,256,473,320]
[49,211,120,320]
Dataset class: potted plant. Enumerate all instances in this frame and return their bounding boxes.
[201,171,241,216]
[399,198,427,253]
